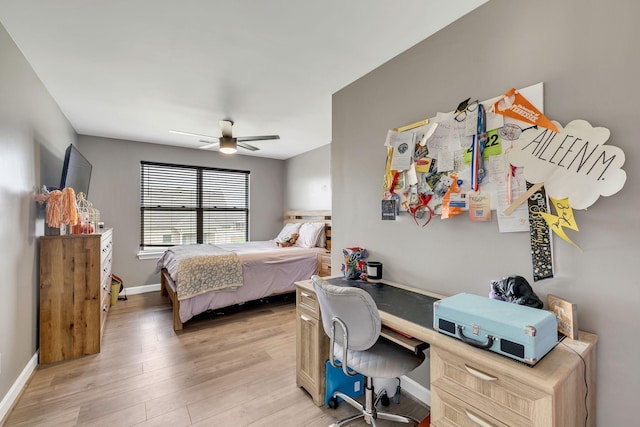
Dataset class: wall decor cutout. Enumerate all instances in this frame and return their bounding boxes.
[540,197,581,251]
[506,119,627,210]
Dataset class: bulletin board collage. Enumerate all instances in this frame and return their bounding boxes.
[381,83,626,281]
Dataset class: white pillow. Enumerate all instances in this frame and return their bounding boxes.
[275,223,302,242]
[295,222,325,248]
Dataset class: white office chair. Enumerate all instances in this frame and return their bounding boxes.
[312,275,425,426]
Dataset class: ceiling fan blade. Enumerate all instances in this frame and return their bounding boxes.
[198,140,220,150]
[237,141,260,151]
[219,120,234,138]
[170,129,220,140]
[172,122,278,153]
[236,135,280,142]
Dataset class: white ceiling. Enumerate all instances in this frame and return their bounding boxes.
[0,0,487,159]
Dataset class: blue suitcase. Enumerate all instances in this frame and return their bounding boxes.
[433,293,558,365]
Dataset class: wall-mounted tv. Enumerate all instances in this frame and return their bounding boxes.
[60,144,92,197]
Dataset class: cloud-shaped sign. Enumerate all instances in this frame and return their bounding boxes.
[507,120,626,209]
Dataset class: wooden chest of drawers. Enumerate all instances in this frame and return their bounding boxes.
[430,331,597,427]
[39,229,113,364]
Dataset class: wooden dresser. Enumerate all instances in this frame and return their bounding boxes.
[39,229,113,364]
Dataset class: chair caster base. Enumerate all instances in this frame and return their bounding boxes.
[330,379,419,427]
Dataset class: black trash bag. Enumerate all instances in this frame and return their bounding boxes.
[489,275,543,309]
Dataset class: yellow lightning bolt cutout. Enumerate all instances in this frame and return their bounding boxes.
[540,197,582,251]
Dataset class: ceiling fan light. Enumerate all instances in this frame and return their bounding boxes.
[219,137,237,154]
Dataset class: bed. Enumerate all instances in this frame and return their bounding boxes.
[158,210,331,330]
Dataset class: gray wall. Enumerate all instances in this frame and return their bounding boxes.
[0,11,326,410]
[0,22,76,410]
[285,144,331,210]
[77,135,287,287]
[332,1,638,425]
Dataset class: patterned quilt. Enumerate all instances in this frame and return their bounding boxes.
[159,244,243,301]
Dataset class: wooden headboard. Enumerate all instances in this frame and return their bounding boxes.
[283,210,331,251]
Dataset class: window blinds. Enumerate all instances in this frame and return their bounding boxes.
[140,161,249,248]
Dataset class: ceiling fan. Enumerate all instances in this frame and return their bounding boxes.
[169,120,280,154]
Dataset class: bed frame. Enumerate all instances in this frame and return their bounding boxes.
[160,210,331,331]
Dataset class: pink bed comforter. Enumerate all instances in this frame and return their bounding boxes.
[158,241,323,323]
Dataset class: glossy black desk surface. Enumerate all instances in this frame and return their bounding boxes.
[326,277,439,331]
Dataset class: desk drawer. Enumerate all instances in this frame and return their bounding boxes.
[431,386,510,427]
[297,287,321,319]
[431,346,550,426]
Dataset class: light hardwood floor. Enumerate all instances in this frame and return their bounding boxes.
[3,292,429,426]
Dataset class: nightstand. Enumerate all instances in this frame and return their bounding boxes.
[318,251,331,277]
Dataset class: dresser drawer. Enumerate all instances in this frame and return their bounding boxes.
[100,283,111,311]
[431,386,510,427]
[101,252,113,285]
[297,287,321,319]
[101,269,112,302]
[431,345,550,426]
[100,230,113,265]
[100,292,110,336]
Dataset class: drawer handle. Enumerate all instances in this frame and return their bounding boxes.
[464,364,497,381]
[457,325,495,349]
[300,291,312,298]
[465,409,497,427]
[300,314,312,322]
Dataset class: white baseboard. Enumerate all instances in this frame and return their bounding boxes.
[123,283,161,295]
[0,351,38,423]
[400,374,431,407]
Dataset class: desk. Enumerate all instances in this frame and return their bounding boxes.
[295,277,597,427]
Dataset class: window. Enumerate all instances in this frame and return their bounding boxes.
[140,161,249,249]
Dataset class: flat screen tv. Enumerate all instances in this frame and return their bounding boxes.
[59,144,92,197]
